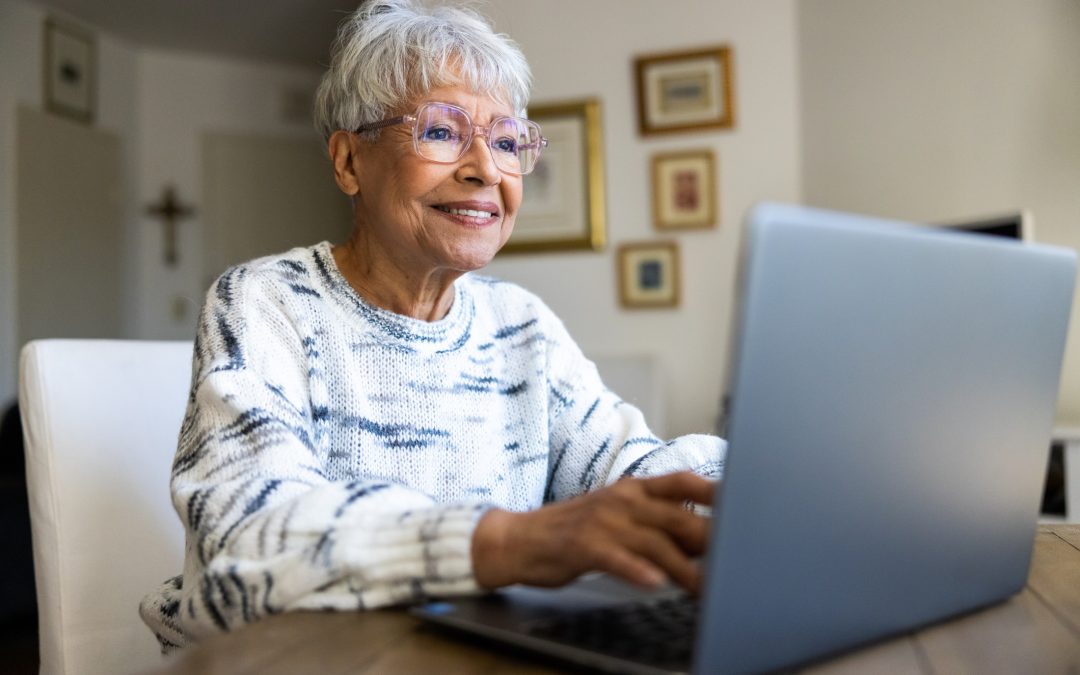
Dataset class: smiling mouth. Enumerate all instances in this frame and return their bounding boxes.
[434,205,497,218]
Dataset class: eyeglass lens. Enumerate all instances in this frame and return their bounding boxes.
[414,104,541,175]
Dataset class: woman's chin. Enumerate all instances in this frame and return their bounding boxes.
[454,249,500,272]
[432,244,499,274]
[438,232,510,272]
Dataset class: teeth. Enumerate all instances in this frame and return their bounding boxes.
[438,206,494,218]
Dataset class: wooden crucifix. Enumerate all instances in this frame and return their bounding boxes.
[146,185,195,266]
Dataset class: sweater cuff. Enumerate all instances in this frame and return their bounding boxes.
[337,502,493,605]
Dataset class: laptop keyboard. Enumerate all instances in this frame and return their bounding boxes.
[523,595,699,667]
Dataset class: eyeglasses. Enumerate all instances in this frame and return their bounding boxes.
[353,101,548,176]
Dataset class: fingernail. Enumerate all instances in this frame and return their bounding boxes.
[644,569,667,588]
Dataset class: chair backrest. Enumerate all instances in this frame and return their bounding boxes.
[19,340,192,675]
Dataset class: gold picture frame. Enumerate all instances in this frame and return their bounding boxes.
[44,18,96,123]
[635,46,735,136]
[618,241,680,309]
[652,149,717,230]
[501,99,606,254]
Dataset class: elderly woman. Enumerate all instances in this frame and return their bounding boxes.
[141,0,724,650]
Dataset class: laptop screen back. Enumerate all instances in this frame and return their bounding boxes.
[695,203,1076,673]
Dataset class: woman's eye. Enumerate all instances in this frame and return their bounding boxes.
[420,126,455,142]
[493,137,518,154]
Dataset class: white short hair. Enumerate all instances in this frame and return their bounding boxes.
[314,0,533,142]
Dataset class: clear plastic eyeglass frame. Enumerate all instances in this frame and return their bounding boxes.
[353,101,548,176]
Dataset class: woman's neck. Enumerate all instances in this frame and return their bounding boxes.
[331,238,459,322]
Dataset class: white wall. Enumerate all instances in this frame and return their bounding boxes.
[11,0,1071,434]
[0,0,42,406]
[133,51,321,339]
[0,0,322,405]
[483,0,803,436]
[0,0,140,406]
[799,0,1080,424]
[2,0,802,434]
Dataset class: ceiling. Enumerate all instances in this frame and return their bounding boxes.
[37,0,361,69]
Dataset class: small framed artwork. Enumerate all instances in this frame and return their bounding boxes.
[44,18,96,123]
[502,99,606,254]
[635,46,734,136]
[618,242,680,309]
[652,149,717,230]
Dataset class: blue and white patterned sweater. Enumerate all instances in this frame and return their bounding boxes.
[139,242,725,650]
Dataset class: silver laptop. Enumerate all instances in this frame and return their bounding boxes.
[412,203,1077,674]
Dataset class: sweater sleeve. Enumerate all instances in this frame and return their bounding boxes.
[541,311,726,503]
[145,268,489,646]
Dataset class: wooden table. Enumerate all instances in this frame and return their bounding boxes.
[152,525,1080,674]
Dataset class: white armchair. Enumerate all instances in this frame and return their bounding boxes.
[19,340,191,675]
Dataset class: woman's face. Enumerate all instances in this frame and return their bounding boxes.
[351,84,523,275]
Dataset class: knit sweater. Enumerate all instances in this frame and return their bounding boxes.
[139,242,726,650]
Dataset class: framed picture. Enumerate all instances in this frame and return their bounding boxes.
[618,241,680,309]
[501,99,606,253]
[44,18,96,123]
[652,149,717,230]
[635,46,734,136]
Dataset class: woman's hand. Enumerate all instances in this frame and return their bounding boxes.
[471,471,715,594]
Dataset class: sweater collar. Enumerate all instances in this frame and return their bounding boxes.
[310,242,475,354]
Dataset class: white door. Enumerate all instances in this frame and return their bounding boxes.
[16,106,126,345]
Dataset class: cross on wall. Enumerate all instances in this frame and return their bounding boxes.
[146,185,195,266]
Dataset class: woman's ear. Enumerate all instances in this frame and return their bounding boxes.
[328,131,360,196]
